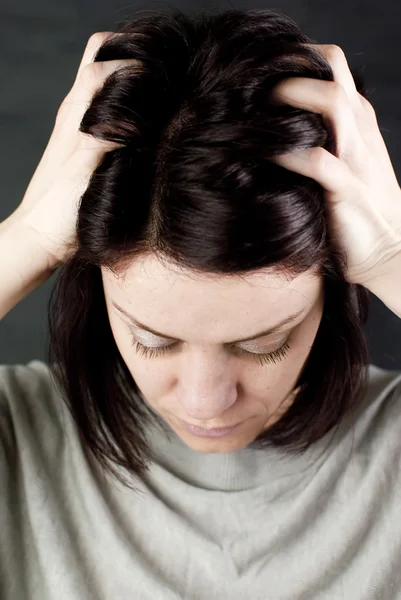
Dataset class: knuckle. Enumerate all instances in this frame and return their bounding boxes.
[56,96,74,122]
[81,32,114,71]
[359,94,377,120]
[87,31,113,51]
[56,100,68,119]
[325,44,347,64]
[79,61,104,88]
[328,81,347,109]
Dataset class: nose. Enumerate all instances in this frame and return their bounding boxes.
[177,349,238,420]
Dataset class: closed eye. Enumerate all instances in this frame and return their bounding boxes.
[131,338,291,366]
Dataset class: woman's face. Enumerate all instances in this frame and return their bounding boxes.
[101,255,325,453]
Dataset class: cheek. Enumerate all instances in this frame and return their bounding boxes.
[257,322,321,426]
[255,336,311,400]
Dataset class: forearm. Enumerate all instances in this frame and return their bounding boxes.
[0,212,57,321]
[365,247,401,319]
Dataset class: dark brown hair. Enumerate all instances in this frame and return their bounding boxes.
[47,7,371,492]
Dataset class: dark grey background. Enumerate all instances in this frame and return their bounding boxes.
[1,0,400,368]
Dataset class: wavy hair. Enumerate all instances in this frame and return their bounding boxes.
[47,8,371,492]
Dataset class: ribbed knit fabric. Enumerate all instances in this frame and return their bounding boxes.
[1,359,401,600]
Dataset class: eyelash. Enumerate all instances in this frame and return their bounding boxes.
[132,339,291,366]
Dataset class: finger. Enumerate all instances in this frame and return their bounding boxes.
[64,31,131,107]
[302,44,360,107]
[71,57,142,106]
[270,146,355,196]
[60,47,142,146]
[74,31,118,84]
[270,76,356,133]
[270,77,367,172]
[61,31,116,108]
[300,44,386,163]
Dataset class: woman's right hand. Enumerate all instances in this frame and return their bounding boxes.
[12,32,139,268]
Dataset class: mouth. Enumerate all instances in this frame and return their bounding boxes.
[179,419,243,438]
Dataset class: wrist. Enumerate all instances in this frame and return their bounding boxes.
[1,210,61,272]
[5,208,64,271]
[363,244,401,319]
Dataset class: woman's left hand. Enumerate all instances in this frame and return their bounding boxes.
[269,44,401,287]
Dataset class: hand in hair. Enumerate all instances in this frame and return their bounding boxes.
[12,31,138,267]
[269,44,401,288]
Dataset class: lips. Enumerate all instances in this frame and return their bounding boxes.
[186,423,238,431]
[179,419,243,438]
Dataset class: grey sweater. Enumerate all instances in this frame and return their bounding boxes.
[1,359,401,600]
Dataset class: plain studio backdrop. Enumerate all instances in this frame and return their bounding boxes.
[0,0,400,369]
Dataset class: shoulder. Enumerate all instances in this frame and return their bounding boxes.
[0,360,69,463]
[367,363,401,400]
[365,363,401,416]
[347,363,401,450]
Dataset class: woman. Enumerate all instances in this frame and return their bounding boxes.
[1,8,401,599]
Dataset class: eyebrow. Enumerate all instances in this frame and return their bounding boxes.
[111,301,305,344]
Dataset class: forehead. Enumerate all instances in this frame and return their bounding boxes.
[101,255,322,335]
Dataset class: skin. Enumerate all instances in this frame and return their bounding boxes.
[101,255,325,454]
